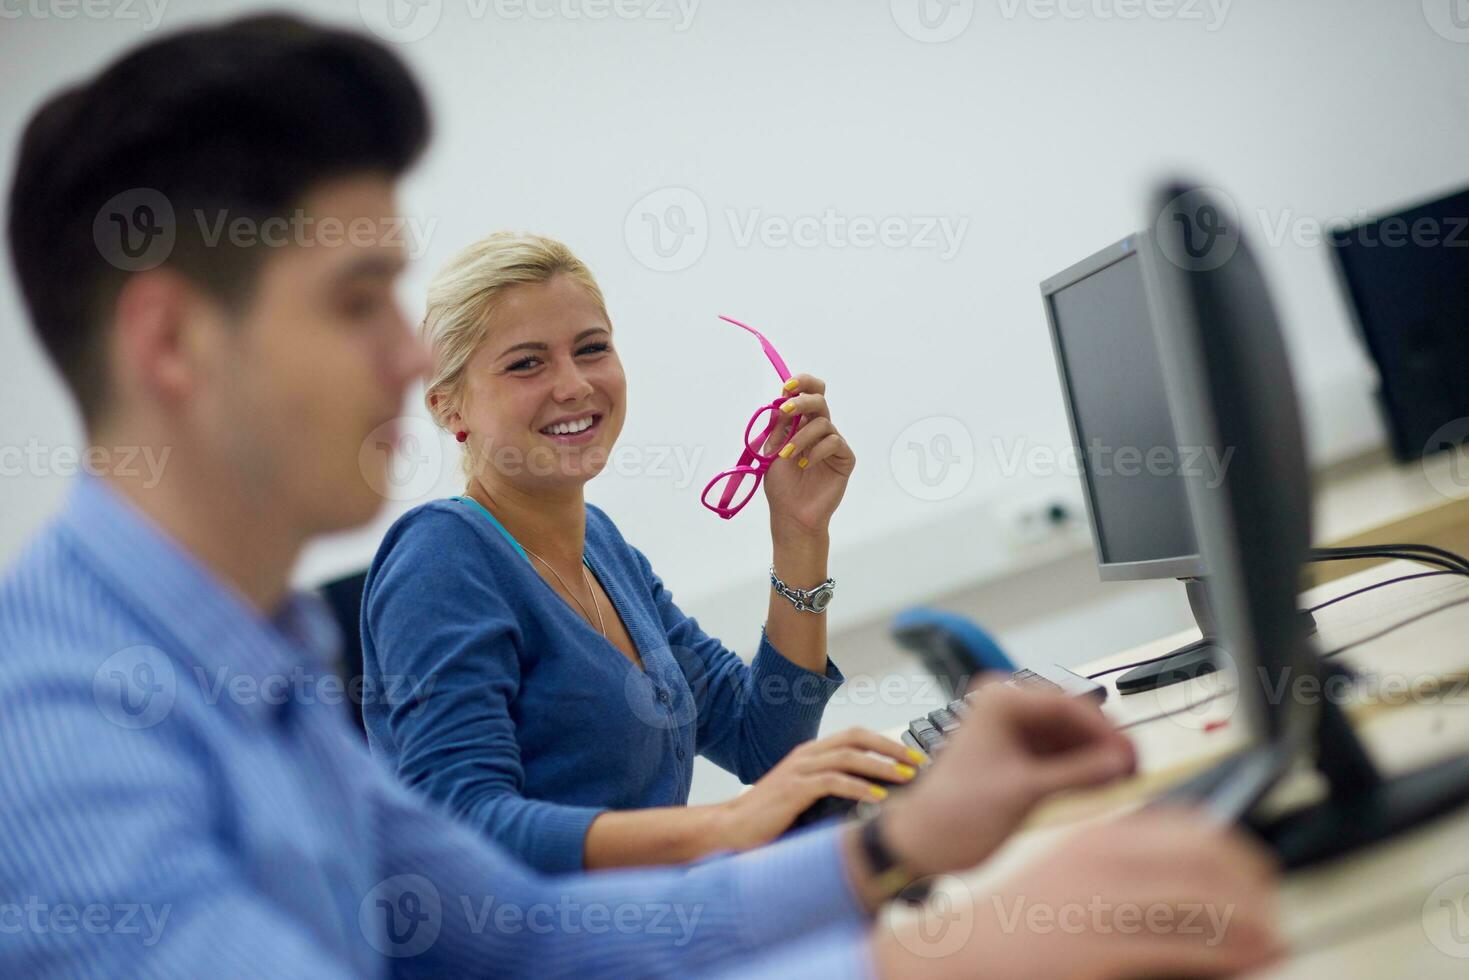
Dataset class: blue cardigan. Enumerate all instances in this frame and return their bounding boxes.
[360,498,845,873]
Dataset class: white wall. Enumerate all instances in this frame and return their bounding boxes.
[4,0,1468,650]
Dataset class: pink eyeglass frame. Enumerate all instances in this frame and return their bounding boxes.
[701,315,805,519]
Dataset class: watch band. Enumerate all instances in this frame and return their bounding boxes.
[769,564,836,614]
[858,813,931,904]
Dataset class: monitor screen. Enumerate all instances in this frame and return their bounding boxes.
[1330,186,1469,461]
[1047,249,1198,571]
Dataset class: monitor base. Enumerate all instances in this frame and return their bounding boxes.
[1251,753,1469,871]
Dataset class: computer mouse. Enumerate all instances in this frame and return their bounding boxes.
[789,776,902,830]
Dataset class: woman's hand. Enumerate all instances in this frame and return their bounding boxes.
[761,374,856,538]
[713,727,923,851]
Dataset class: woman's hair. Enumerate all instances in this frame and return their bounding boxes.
[422,232,610,440]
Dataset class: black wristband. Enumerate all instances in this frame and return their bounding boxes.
[858,814,932,904]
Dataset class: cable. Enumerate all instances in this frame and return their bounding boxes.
[1310,548,1468,576]
[1115,688,1233,730]
[1320,594,1469,659]
[1310,543,1469,575]
[1086,568,1469,681]
[1306,570,1464,615]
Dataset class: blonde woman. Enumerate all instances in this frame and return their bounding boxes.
[361,232,920,872]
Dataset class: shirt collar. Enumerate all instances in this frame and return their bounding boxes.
[57,476,342,726]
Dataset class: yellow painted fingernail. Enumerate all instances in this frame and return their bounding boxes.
[894,764,916,779]
[907,749,928,764]
[780,401,796,414]
[870,785,889,801]
[783,378,799,392]
[778,444,795,459]
[797,457,809,469]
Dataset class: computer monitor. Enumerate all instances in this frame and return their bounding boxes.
[1040,234,1220,693]
[1148,182,1469,868]
[1329,185,1469,462]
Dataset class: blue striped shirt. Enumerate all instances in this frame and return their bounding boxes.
[0,477,870,978]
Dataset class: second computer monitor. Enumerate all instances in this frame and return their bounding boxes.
[1040,232,1203,583]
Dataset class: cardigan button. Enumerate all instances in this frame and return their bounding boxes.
[656,688,671,705]
[675,746,686,761]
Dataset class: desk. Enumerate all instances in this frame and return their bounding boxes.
[896,560,1469,978]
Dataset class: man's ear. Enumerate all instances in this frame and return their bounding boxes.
[110,268,212,408]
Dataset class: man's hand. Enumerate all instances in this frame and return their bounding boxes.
[881,682,1137,878]
[873,809,1284,980]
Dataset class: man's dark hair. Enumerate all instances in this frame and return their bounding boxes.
[6,14,431,425]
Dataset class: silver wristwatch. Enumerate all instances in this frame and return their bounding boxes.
[769,565,836,614]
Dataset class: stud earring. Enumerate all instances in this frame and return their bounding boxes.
[455,431,468,443]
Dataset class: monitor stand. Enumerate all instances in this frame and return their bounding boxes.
[1159,663,1469,871]
[1116,578,1315,695]
[1116,578,1224,694]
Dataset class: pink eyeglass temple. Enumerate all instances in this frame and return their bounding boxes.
[701,315,802,519]
[717,315,793,384]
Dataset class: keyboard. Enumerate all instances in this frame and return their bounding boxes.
[903,663,1108,756]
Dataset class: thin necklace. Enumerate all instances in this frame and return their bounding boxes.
[524,546,606,638]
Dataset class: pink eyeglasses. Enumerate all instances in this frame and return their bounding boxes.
[701,315,805,519]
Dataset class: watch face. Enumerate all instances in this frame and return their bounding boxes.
[810,586,833,613]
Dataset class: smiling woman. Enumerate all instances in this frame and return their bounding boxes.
[358,231,915,873]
